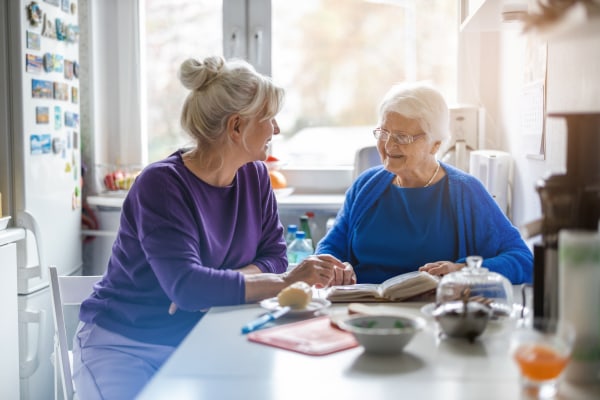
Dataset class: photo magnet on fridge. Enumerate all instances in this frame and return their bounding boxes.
[53,82,69,101]
[56,18,67,41]
[64,111,76,127]
[64,60,73,79]
[43,53,53,72]
[36,106,49,124]
[32,79,53,98]
[53,54,64,73]
[71,87,78,103]
[27,2,43,27]
[30,134,52,155]
[41,14,57,39]
[54,105,62,129]
[26,31,41,50]
[26,54,43,74]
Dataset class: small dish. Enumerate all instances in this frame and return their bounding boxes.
[0,216,11,230]
[260,297,331,317]
[274,187,295,198]
[338,314,425,355]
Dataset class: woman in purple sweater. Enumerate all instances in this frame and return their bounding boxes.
[73,56,355,399]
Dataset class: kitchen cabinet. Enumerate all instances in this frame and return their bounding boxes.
[0,228,25,400]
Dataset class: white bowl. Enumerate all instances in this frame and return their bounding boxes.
[338,314,425,355]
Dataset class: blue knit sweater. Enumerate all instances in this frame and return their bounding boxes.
[316,162,533,284]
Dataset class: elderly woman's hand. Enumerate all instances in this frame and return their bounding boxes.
[287,254,356,288]
[419,261,466,277]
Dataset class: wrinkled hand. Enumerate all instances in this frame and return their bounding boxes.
[419,261,466,277]
[287,254,355,288]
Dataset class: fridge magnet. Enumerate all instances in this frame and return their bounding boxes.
[64,111,76,127]
[43,52,53,72]
[52,137,64,154]
[41,134,52,153]
[41,14,57,39]
[72,61,79,78]
[30,134,52,155]
[53,82,69,101]
[54,105,62,129]
[70,2,76,14]
[26,54,43,74]
[71,86,78,104]
[64,60,73,79]
[55,18,66,41]
[26,2,43,26]
[53,54,64,72]
[65,24,79,44]
[36,106,49,124]
[72,131,78,149]
[32,79,53,98]
[61,0,69,13]
[26,31,41,50]
[30,135,43,155]
[44,0,59,7]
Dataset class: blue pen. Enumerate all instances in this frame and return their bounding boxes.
[241,306,291,334]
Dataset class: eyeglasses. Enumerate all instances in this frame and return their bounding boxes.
[373,128,427,145]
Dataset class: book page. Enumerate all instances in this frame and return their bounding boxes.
[326,283,384,302]
[381,271,439,301]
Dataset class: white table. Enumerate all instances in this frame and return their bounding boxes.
[137,296,600,400]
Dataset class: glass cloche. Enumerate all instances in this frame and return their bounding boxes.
[436,255,514,318]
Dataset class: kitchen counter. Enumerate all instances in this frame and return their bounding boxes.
[87,193,345,212]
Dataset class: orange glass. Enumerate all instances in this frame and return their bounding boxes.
[510,319,575,399]
[514,344,570,381]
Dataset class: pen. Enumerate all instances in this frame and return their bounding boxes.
[241,306,291,334]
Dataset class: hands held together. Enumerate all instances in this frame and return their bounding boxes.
[286,254,356,288]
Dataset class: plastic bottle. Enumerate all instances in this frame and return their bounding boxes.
[285,224,298,246]
[287,231,313,265]
[305,212,320,244]
[299,215,314,248]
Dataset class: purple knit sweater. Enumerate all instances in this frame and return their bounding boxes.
[79,150,287,346]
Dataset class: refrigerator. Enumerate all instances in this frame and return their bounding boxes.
[0,1,82,398]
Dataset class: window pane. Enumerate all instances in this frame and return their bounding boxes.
[271,0,458,167]
[144,0,223,162]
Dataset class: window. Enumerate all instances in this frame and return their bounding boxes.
[143,0,223,161]
[143,0,458,169]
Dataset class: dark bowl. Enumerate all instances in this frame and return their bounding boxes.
[433,301,491,341]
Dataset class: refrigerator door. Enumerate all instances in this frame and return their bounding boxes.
[9,0,82,295]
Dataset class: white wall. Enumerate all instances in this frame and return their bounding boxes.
[458,9,600,229]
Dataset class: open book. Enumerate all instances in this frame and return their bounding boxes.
[326,271,440,302]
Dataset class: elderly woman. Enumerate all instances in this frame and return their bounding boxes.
[73,56,354,399]
[316,82,533,285]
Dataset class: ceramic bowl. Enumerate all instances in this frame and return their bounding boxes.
[338,314,425,355]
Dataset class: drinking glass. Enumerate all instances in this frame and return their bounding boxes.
[511,318,576,399]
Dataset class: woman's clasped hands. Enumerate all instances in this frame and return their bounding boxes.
[287,255,356,288]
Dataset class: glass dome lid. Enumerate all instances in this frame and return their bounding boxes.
[436,255,514,318]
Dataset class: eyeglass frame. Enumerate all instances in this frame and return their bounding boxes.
[373,128,427,145]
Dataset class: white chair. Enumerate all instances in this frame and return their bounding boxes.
[48,265,101,400]
[353,145,381,180]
